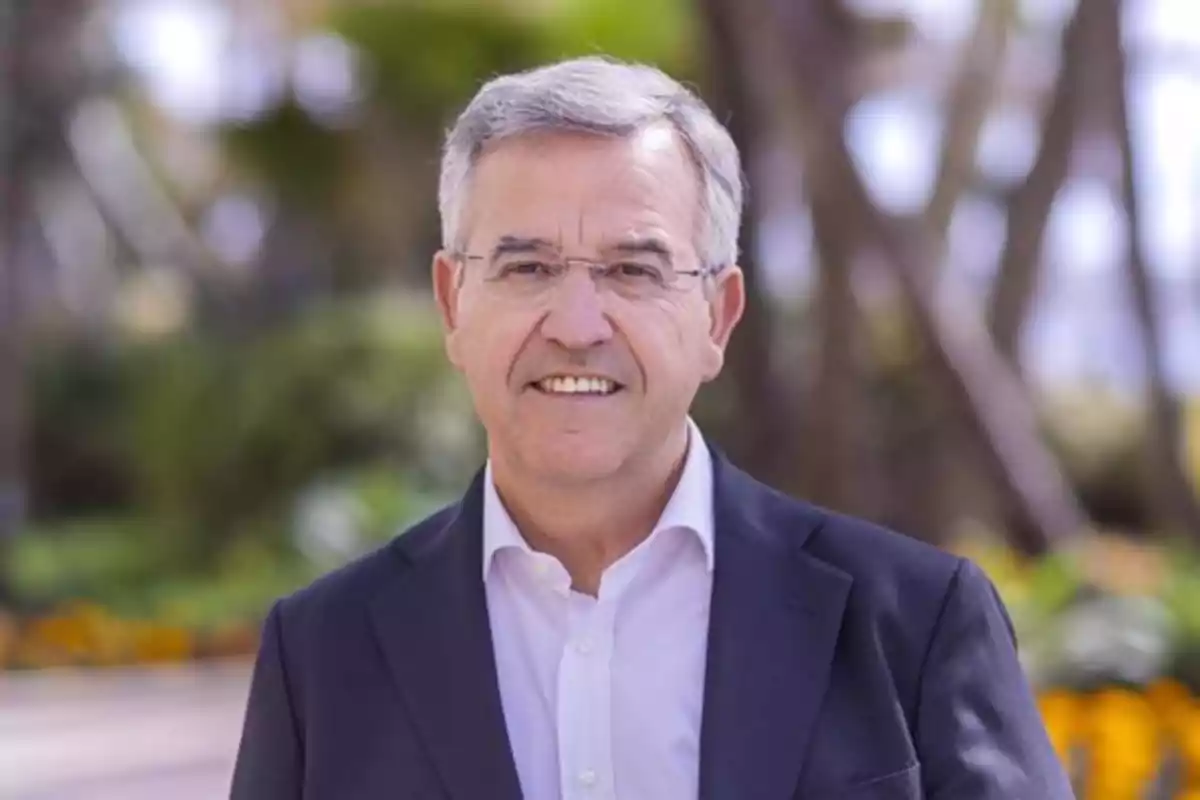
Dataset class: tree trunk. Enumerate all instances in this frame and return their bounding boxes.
[1099,0,1200,540]
[0,1,28,605]
[0,1,93,604]
[696,0,801,489]
[987,2,1095,365]
[805,189,864,514]
[924,0,1015,247]
[766,0,1088,554]
[899,0,1016,542]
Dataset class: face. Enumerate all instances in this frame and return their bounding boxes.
[433,126,744,487]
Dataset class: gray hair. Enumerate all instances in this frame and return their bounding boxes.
[437,56,744,271]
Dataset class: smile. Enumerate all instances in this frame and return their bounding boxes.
[532,376,623,396]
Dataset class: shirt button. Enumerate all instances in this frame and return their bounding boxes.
[574,639,594,656]
[578,769,598,788]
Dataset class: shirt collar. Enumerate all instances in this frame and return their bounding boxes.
[482,417,716,580]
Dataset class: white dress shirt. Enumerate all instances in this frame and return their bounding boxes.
[483,418,715,800]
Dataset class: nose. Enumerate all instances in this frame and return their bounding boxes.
[538,267,614,350]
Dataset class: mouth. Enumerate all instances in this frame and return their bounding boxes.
[528,375,625,397]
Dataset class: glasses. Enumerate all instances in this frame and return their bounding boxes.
[453,251,715,302]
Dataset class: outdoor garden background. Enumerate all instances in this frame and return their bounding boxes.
[2,0,1199,797]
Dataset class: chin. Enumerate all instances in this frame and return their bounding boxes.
[521,437,629,484]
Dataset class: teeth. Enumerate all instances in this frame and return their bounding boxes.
[537,376,617,395]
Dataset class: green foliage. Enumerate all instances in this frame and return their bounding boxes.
[334,3,551,136]
[10,517,165,613]
[25,294,479,580]
[10,467,456,628]
[224,0,705,218]
[224,101,351,204]
[1039,389,1151,530]
[17,294,481,624]
[1163,550,1200,641]
[1163,555,1200,691]
[331,463,456,546]
[974,536,1200,693]
[28,341,137,515]
[10,517,319,628]
[1026,551,1086,616]
[147,539,320,629]
[120,294,475,566]
[541,0,699,77]
[331,0,699,132]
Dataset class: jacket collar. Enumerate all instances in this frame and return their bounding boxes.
[369,443,851,800]
[480,416,716,580]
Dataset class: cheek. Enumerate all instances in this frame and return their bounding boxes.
[663,296,713,354]
[619,300,712,382]
[456,307,535,389]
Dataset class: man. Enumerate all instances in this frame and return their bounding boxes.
[231,57,1072,799]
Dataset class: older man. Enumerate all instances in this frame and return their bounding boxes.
[231,57,1072,799]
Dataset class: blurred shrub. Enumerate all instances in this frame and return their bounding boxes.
[291,462,458,567]
[3,599,259,669]
[223,0,701,290]
[1040,388,1153,530]
[122,294,457,566]
[332,4,551,138]
[958,533,1200,693]
[330,0,696,134]
[953,533,1200,797]
[23,293,480,589]
[28,343,137,516]
[5,462,457,668]
[10,516,163,613]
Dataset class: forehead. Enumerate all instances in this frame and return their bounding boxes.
[463,126,700,250]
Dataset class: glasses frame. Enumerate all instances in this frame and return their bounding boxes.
[451,251,717,288]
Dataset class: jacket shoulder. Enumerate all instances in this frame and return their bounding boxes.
[728,457,964,599]
[274,501,460,621]
[778,495,979,720]
[716,451,964,600]
[747,476,974,688]
[803,507,964,600]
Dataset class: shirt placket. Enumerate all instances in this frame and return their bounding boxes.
[557,589,618,800]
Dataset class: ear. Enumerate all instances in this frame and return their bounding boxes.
[432,250,465,369]
[700,265,745,382]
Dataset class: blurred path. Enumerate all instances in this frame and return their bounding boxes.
[0,662,251,800]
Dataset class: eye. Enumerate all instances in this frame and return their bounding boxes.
[614,262,664,282]
[501,260,553,277]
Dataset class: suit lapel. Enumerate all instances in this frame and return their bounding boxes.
[699,457,853,800]
[368,472,523,800]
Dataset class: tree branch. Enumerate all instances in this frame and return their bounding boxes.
[924,0,1016,245]
[0,0,26,604]
[767,0,1088,553]
[987,4,1094,365]
[695,0,801,488]
[1100,0,1200,539]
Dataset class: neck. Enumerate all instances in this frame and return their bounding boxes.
[490,422,691,595]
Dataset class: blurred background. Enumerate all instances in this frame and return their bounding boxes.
[0,0,1197,796]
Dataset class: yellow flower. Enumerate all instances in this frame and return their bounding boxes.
[0,612,18,668]
[1083,689,1161,798]
[1038,690,1081,764]
[1147,678,1194,739]
[130,621,193,664]
[1178,703,1200,789]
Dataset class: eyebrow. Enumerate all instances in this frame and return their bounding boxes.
[485,234,676,265]
[605,237,674,266]
[489,235,559,261]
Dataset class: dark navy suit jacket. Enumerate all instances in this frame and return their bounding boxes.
[231,449,1073,799]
